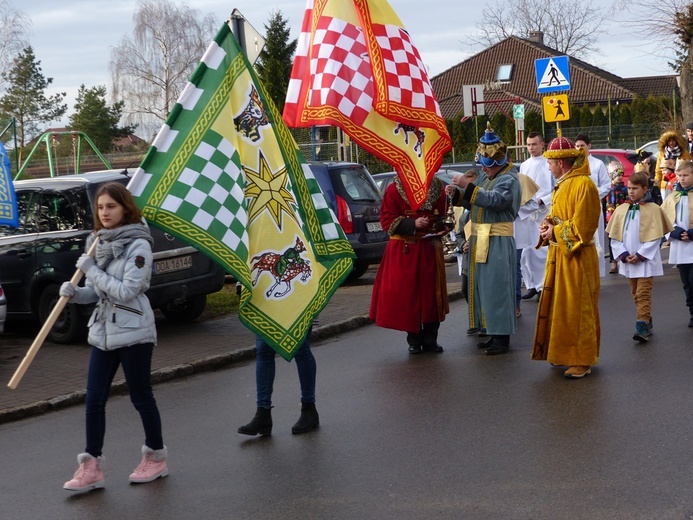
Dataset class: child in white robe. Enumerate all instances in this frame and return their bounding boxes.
[606,170,673,342]
[661,160,693,328]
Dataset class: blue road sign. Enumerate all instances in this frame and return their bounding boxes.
[535,56,571,93]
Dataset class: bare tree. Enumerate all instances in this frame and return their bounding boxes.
[110,0,217,138]
[613,0,693,126]
[0,1,31,92]
[465,0,609,58]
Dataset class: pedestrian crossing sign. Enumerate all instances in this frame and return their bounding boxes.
[535,56,571,93]
[542,94,570,122]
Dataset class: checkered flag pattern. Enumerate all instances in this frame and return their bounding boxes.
[300,164,342,241]
[374,24,441,116]
[310,16,374,126]
[284,0,452,211]
[129,20,355,360]
[159,131,249,260]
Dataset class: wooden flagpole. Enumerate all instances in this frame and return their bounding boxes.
[7,238,99,389]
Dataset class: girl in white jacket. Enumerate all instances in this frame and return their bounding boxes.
[61,182,168,492]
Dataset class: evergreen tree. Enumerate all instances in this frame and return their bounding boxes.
[0,46,67,151]
[579,105,593,128]
[592,104,606,127]
[524,110,544,136]
[254,10,297,115]
[630,97,646,126]
[69,85,135,153]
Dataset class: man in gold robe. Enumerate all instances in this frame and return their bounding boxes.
[531,137,601,378]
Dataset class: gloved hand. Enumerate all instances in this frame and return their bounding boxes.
[76,254,96,273]
[59,282,76,299]
[670,226,686,240]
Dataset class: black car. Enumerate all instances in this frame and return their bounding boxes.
[309,161,388,279]
[0,169,226,343]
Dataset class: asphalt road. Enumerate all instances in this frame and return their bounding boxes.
[1,264,693,520]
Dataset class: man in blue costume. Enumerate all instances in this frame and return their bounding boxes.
[447,124,522,354]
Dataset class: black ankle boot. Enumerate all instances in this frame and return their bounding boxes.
[238,407,272,436]
[292,402,320,434]
[421,322,443,353]
[477,336,493,349]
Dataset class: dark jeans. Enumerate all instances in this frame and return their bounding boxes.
[516,249,523,308]
[85,343,163,457]
[678,263,693,316]
[256,331,316,409]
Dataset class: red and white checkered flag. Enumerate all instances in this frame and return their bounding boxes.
[283,0,452,210]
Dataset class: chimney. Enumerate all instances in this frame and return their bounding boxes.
[528,31,544,45]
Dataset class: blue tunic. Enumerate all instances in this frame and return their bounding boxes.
[458,164,522,335]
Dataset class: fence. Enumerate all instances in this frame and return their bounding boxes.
[289,123,663,175]
[17,152,145,179]
[15,122,666,179]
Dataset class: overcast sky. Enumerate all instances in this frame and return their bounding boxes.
[25,0,676,131]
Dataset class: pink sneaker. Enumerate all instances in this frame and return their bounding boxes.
[64,453,104,492]
[129,445,169,484]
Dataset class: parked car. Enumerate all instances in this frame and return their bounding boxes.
[308,161,388,279]
[0,169,227,344]
[372,163,480,195]
[637,140,659,159]
[589,149,641,182]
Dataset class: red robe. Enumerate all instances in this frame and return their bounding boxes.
[369,178,449,333]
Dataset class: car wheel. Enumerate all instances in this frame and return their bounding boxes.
[160,294,207,322]
[347,261,370,280]
[39,284,87,344]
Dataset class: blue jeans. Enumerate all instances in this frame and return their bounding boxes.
[85,343,163,457]
[255,332,316,409]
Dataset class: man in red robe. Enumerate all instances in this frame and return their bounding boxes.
[369,176,450,353]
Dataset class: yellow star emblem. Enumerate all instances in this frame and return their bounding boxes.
[245,151,296,229]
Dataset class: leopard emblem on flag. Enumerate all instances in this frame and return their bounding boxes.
[394,124,425,158]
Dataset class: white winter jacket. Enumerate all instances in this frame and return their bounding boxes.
[71,228,157,350]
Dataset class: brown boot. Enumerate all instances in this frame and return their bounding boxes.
[564,366,591,378]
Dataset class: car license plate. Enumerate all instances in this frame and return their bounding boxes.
[366,221,382,232]
[155,255,192,274]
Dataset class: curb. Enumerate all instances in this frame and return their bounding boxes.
[0,288,463,425]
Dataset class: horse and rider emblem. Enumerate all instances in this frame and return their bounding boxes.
[250,237,312,298]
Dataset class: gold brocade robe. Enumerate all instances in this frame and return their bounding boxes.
[531,158,601,366]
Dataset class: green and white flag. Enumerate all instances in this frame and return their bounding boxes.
[128,21,354,360]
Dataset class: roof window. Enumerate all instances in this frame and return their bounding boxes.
[497,64,514,82]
